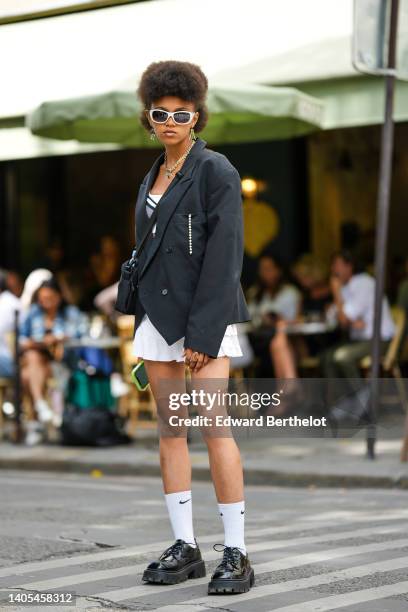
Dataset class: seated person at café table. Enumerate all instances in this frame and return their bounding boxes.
[19,277,88,426]
[0,269,21,378]
[291,254,336,356]
[291,254,332,320]
[319,250,395,380]
[247,252,301,378]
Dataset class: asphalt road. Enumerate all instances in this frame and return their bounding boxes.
[1,470,408,611]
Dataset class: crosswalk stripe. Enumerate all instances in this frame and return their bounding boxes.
[89,536,408,605]
[1,510,407,580]
[17,523,404,591]
[151,555,408,612]
[266,579,408,612]
[302,509,408,523]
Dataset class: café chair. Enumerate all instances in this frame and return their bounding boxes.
[0,378,14,439]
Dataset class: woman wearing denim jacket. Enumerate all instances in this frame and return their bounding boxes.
[20,277,88,440]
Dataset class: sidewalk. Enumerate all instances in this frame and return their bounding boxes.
[1,430,407,489]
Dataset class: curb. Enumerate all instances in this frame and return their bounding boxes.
[0,458,407,489]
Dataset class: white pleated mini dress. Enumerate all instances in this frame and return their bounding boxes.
[132,192,243,363]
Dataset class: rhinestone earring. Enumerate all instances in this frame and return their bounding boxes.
[150,128,156,141]
[190,127,197,141]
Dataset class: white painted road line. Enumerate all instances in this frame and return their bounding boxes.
[267,579,408,612]
[152,555,408,612]
[1,509,407,579]
[17,524,403,591]
[91,536,408,605]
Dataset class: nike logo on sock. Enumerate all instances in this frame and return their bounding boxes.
[179,499,191,504]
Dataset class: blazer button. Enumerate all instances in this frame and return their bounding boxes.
[165,247,173,253]
[161,288,168,295]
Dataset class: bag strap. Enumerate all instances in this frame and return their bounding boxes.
[130,205,159,263]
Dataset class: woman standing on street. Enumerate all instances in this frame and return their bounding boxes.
[131,60,254,595]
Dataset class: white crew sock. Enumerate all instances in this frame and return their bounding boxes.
[164,490,197,548]
[218,500,246,555]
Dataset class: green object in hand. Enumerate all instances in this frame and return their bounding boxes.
[131,360,150,391]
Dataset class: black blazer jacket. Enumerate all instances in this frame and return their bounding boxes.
[133,136,251,358]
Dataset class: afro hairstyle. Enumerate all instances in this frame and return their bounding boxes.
[137,60,209,133]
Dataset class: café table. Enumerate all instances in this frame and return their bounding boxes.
[238,320,338,336]
[284,320,338,336]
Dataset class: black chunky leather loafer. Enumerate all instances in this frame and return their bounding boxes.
[208,545,255,594]
[142,539,206,585]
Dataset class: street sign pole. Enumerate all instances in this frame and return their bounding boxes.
[367,0,400,459]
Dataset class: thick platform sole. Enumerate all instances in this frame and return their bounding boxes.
[208,568,255,594]
[142,559,206,585]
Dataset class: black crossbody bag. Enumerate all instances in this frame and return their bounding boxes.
[115,205,159,315]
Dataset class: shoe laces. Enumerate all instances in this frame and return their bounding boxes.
[160,539,185,561]
[213,544,242,570]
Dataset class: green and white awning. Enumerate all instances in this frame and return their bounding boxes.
[26,83,325,146]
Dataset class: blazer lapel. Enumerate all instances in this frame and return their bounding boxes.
[137,138,207,279]
[135,152,163,242]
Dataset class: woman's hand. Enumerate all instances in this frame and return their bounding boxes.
[42,334,58,347]
[183,347,210,372]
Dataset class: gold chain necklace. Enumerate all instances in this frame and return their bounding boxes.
[164,140,195,179]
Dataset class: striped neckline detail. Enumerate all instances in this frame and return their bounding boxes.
[146,192,162,214]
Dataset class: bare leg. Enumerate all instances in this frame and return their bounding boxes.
[144,355,249,582]
[20,350,51,402]
[270,330,298,379]
[145,356,244,501]
[191,356,244,503]
[143,359,190,493]
[206,437,244,503]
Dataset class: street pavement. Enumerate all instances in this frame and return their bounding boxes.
[1,471,408,611]
[1,430,408,488]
